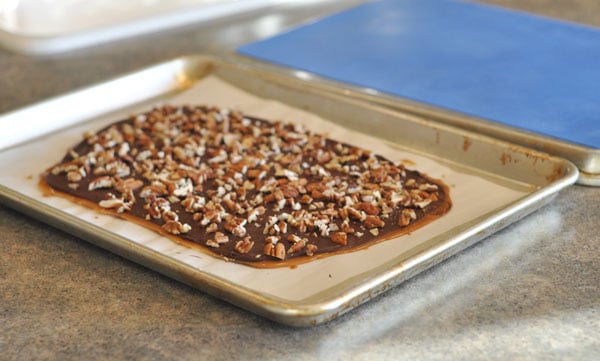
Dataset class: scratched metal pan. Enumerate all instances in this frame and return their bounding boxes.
[0,55,578,326]
[232,56,598,186]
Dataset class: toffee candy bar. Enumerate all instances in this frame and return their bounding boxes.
[43,105,451,267]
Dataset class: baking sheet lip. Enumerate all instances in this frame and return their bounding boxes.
[577,170,600,186]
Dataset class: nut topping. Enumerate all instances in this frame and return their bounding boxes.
[98,197,131,213]
[399,209,417,227]
[44,104,450,265]
[330,232,348,246]
[162,220,191,235]
[364,215,385,229]
[305,244,318,257]
[214,232,229,244]
[234,237,254,254]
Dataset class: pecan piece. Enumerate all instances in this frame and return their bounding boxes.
[222,198,238,212]
[162,210,178,222]
[330,232,348,246]
[264,242,275,256]
[162,220,191,235]
[115,178,144,193]
[287,234,303,243]
[357,202,380,216]
[288,238,307,254]
[231,225,247,237]
[298,194,312,204]
[66,171,83,182]
[305,244,318,257]
[88,176,114,191]
[340,220,355,234]
[224,217,247,237]
[280,184,299,198]
[202,223,216,233]
[214,232,229,244]
[274,242,286,259]
[346,207,365,221]
[181,195,205,212]
[264,241,286,260]
[206,239,220,248]
[234,237,254,254]
[399,209,417,227]
[246,169,265,179]
[364,215,385,228]
[98,197,131,213]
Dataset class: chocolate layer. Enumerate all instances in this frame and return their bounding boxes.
[43,105,451,266]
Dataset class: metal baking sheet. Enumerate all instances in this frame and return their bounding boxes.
[0,55,578,326]
[0,0,285,55]
[232,56,599,186]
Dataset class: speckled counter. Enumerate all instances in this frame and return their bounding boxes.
[1,1,599,360]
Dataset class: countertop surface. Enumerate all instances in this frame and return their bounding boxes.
[1,1,598,360]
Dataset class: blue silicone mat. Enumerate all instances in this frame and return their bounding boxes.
[238,0,600,148]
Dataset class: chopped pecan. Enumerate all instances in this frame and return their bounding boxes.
[181,195,205,212]
[330,232,348,246]
[399,208,417,227]
[280,184,299,198]
[206,239,220,248]
[115,178,144,193]
[298,194,313,204]
[288,238,307,253]
[305,244,318,257]
[214,232,229,244]
[275,242,286,259]
[162,210,178,222]
[287,234,302,243]
[206,223,218,233]
[340,221,355,234]
[162,220,191,235]
[88,176,114,191]
[234,237,254,254]
[347,207,365,221]
[98,197,131,213]
[264,242,286,260]
[357,202,380,216]
[246,169,262,179]
[364,215,385,228]
[66,171,83,182]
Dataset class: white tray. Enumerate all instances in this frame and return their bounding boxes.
[0,0,287,54]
